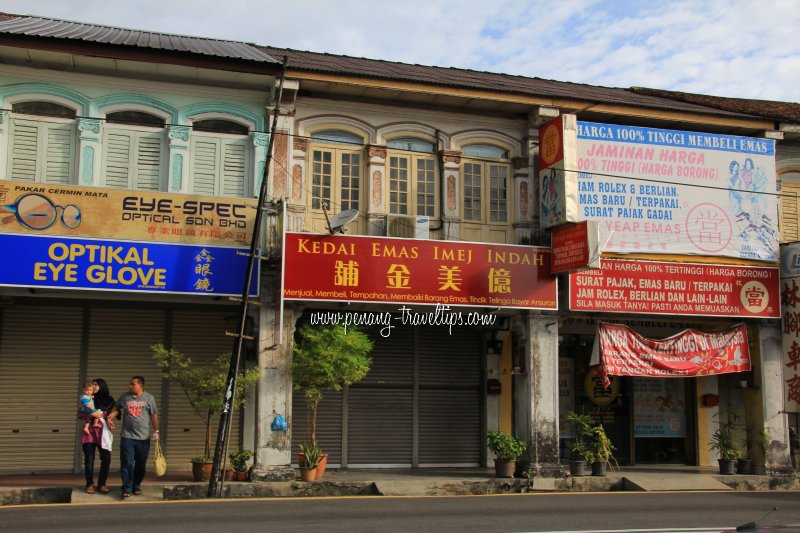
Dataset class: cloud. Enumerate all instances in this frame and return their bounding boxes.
[1,0,798,101]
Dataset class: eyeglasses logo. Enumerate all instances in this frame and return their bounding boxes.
[1,193,82,230]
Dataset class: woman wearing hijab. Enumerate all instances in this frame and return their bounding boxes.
[79,378,116,494]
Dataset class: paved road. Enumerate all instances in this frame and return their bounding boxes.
[1,491,799,533]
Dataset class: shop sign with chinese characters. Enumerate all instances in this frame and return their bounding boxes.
[550,220,600,273]
[779,242,800,413]
[539,116,779,261]
[591,322,751,387]
[282,232,557,309]
[0,233,258,296]
[0,179,256,246]
[569,259,779,318]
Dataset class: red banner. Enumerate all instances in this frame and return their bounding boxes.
[282,232,557,309]
[593,322,751,386]
[570,259,779,318]
[551,221,600,273]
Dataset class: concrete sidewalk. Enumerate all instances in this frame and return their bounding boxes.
[1,466,798,506]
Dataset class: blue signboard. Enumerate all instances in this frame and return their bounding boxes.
[0,233,258,296]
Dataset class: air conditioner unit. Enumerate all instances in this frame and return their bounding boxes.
[414,216,430,239]
[386,215,415,238]
[386,215,430,239]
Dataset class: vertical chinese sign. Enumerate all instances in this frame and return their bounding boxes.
[780,242,800,413]
[538,114,578,229]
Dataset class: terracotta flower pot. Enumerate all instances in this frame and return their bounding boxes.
[224,469,235,481]
[315,454,329,480]
[236,470,249,481]
[191,461,213,482]
[298,466,317,482]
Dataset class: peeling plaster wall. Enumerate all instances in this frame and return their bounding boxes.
[518,316,561,474]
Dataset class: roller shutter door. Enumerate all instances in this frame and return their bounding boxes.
[0,305,83,473]
[347,325,414,466]
[85,308,165,443]
[168,310,242,468]
[291,390,342,466]
[418,327,482,465]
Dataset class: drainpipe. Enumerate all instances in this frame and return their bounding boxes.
[430,129,446,237]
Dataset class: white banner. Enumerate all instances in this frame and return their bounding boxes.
[570,121,778,261]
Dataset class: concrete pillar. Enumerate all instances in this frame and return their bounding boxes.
[515,315,563,477]
[442,150,460,240]
[366,145,387,236]
[167,126,190,193]
[756,323,794,474]
[77,118,102,186]
[250,299,298,482]
[0,111,8,176]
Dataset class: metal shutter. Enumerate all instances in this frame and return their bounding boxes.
[291,390,342,466]
[85,307,165,445]
[418,327,482,466]
[0,305,83,473]
[347,325,414,466]
[168,310,242,468]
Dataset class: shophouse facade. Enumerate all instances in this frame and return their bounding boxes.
[0,12,796,479]
[0,13,281,473]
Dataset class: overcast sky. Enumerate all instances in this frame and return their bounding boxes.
[2,0,798,102]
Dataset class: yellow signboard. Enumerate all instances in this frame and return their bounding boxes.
[0,180,256,246]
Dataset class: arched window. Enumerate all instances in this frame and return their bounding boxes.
[7,101,77,184]
[194,119,248,135]
[309,130,364,211]
[387,137,435,153]
[106,111,165,128]
[461,143,510,224]
[386,137,437,216]
[461,144,508,159]
[102,110,166,191]
[312,130,362,147]
[189,118,251,198]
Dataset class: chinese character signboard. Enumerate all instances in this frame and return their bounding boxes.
[282,232,557,309]
[0,180,256,246]
[538,114,578,229]
[550,220,600,273]
[0,233,258,296]
[591,322,751,387]
[570,259,779,318]
[540,117,779,260]
[780,242,800,413]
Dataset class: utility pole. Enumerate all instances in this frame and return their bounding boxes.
[207,56,288,498]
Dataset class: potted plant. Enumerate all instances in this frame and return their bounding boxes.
[191,456,215,481]
[709,414,741,475]
[486,430,527,477]
[292,323,372,479]
[152,344,261,482]
[298,441,321,482]
[590,424,617,476]
[229,449,253,481]
[566,411,594,476]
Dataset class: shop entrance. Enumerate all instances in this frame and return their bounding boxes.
[559,334,696,466]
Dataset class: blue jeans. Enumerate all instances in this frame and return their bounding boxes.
[120,437,150,493]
